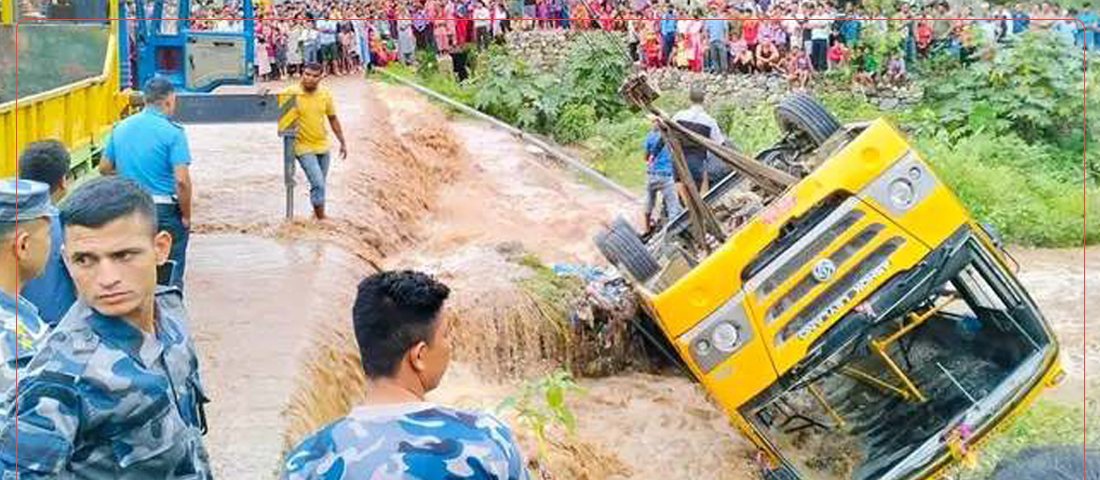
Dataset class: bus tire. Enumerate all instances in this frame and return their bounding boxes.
[775,93,842,147]
[610,216,642,239]
[595,224,660,282]
[758,147,800,176]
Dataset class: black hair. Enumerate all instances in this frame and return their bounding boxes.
[143,76,176,105]
[18,140,70,192]
[352,270,451,378]
[990,445,1099,480]
[59,176,157,233]
[304,62,324,72]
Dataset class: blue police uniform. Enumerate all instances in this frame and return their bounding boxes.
[105,107,192,290]
[282,403,529,480]
[0,179,56,394]
[20,212,77,327]
[0,287,212,479]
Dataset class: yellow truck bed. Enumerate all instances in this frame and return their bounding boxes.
[1,17,126,177]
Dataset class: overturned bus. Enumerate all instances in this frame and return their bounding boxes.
[595,84,1064,480]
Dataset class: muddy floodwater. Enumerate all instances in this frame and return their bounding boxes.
[180,77,1095,478]
[187,236,368,477]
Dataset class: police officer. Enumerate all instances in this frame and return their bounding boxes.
[100,76,194,290]
[0,177,212,478]
[18,140,79,327]
[282,270,528,479]
[0,179,55,393]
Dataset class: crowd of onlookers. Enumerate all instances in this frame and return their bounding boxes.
[624,0,1082,89]
[183,0,1090,89]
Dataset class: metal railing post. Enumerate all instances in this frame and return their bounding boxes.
[277,92,299,220]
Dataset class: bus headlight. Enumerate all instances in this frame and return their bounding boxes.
[680,293,754,373]
[695,338,712,356]
[712,322,741,353]
[863,152,935,215]
[888,178,915,208]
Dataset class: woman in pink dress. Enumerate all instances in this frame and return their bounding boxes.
[685,16,704,72]
[536,0,549,28]
[443,0,458,49]
[431,0,452,54]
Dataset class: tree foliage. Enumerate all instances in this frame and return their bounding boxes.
[471,34,629,138]
[921,32,1084,145]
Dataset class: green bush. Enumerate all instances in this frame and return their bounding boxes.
[922,32,1084,145]
[918,131,1099,246]
[558,34,629,119]
[553,103,597,144]
[714,101,780,155]
[471,47,562,132]
[414,49,439,77]
[578,116,649,191]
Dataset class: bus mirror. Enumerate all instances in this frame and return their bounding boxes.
[981,222,1005,250]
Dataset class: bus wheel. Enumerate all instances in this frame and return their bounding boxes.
[775,93,842,148]
[757,147,802,177]
[596,218,660,282]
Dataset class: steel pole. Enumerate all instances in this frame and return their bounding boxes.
[282,134,296,220]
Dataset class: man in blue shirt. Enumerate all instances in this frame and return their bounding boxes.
[282,270,528,480]
[705,10,729,73]
[661,4,678,66]
[643,120,684,234]
[838,5,861,46]
[1011,4,1030,35]
[18,140,78,327]
[100,76,193,290]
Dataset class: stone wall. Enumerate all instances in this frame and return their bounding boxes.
[503,29,923,110]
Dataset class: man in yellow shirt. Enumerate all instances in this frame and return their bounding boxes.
[284,63,348,220]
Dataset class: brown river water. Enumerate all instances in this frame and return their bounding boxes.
[180,77,1094,479]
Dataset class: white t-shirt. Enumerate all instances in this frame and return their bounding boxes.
[493,6,507,34]
[474,6,491,28]
[809,15,832,40]
[783,17,802,41]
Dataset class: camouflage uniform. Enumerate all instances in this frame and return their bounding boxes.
[0,179,57,395]
[0,287,212,479]
[282,403,529,480]
[0,291,50,393]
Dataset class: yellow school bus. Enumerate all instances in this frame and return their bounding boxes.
[596,95,1063,479]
